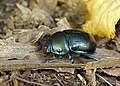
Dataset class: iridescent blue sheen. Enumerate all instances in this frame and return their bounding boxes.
[44,30,99,60]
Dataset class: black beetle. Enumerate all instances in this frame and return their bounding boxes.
[43,30,99,61]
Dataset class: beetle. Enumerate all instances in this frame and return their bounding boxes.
[43,30,99,61]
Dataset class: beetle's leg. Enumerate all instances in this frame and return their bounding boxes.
[68,53,72,60]
[55,55,62,60]
[44,52,49,57]
[67,53,74,63]
[83,55,100,61]
[58,56,62,59]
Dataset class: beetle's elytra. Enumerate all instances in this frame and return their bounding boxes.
[43,29,98,60]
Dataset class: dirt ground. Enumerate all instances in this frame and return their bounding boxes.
[0,0,120,86]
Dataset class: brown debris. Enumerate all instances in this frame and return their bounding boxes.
[85,57,120,70]
[0,0,120,85]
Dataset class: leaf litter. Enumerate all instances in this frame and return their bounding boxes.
[0,0,120,85]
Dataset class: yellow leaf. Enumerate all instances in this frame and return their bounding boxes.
[82,0,120,38]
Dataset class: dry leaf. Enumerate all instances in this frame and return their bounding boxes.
[116,80,120,86]
[21,69,31,78]
[51,18,72,34]
[0,37,38,60]
[82,0,120,38]
[37,0,57,14]
[77,74,86,85]
[59,0,87,26]
[85,58,120,70]
[17,29,44,43]
[45,0,57,10]
[102,68,120,76]
[16,3,31,21]
[31,8,54,26]
[16,3,54,26]
[54,68,75,74]
[4,18,15,30]
[85,69,96,86]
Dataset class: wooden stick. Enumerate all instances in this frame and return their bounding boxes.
[0,58,120,71]
[0,60,85,71]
